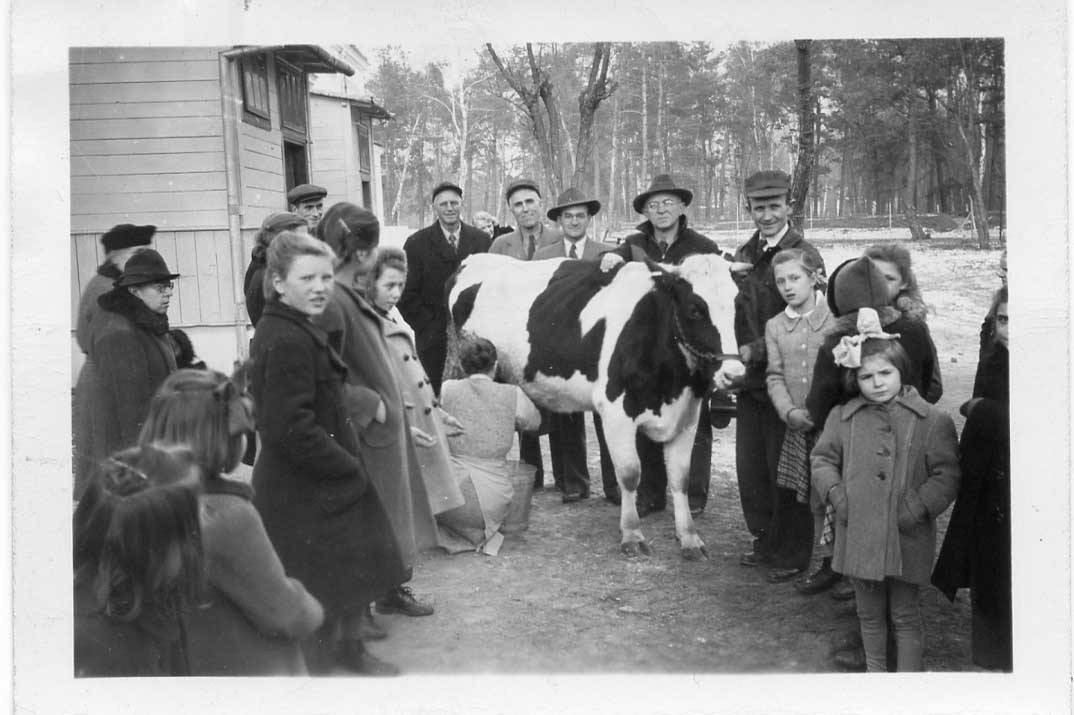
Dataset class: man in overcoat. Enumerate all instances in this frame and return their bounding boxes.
[398,181,491,394]
[730,170,826,578]
[599,174,725,516]
[531,188,615,503]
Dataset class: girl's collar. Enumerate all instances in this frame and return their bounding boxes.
[842,386,929,419]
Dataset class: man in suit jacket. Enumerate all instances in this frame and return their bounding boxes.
[399,181,491,395]
[487,179,561,493]
[531,188,617,504]
[489,178,563,260]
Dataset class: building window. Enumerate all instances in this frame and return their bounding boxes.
[361,181,372,209]
[276,59,308,138]
[283,140,309,192]
[357,122,371,173]
[239,53,271,130]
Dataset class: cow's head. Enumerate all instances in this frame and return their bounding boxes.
[660,254,745,386]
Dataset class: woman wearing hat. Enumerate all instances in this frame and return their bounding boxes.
[73,224,156,496]
[74,249,181,494]
[244,212,309,327]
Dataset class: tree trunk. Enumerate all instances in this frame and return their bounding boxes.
[789,39,815,232]
[609,92,620,221]
[390,111,423,224]
[641,61,649,178]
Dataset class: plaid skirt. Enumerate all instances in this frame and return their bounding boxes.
[776,428,815,504]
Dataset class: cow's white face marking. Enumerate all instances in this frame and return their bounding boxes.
[674,254,744,382]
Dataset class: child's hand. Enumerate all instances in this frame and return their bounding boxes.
[828,483,848,523]
[786,408,815,431]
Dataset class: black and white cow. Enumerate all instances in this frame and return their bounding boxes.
[446,252,744,559]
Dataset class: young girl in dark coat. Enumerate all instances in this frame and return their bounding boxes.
[74,444,203,677]
[932,287,1011,670]
[139,368,325,675]
[811,335,960,672]
[250,230,405,676]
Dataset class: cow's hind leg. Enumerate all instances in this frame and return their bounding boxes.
[600,410,650,557]
[664,415,708,561]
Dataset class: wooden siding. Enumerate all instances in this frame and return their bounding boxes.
[309,96,356,208]
[70,47,228,233]
[72,229,241,328]
[238,58,288,230]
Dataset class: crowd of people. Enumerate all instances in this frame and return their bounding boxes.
[71,170,1010,677]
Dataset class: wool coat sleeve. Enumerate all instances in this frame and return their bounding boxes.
[398,236,430,332]
[257,331,366,486]
[96,329,158,448]
[906,411,961,521]
[764,317,795,421]
[810,408,845,502]
[317,300,383,432]
[203,498,324,638]
[805,337,843,426]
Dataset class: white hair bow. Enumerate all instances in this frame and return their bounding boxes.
[831,307,901,369]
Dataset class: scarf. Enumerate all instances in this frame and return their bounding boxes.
[98,286,171,336]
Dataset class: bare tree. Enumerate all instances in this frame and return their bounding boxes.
[789,40,815,231]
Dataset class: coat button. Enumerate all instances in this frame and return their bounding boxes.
[877,447,891,457]
[403,355,410,361]
[877,471,887,481]
[424,407,432,415]
[417,380,424,388]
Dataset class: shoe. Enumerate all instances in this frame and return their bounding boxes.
[766,566,805,583]
[376,585,434,617]
[740,551,773,567]
[635,500,666,518]
[833,646,866,672]
[829,578,856,601]
[358,605,387,641]
[562,490,589,503]
[794,563,840,595]
[337,639,400,676]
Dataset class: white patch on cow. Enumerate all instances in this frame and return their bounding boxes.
[675,254,745,382]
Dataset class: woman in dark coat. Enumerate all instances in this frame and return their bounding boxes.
[73,249,180,497]
[933,286,1011,670]
[243,211,308,327]
[250,230,404,676]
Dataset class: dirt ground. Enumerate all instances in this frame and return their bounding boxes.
[369,237,1002,675]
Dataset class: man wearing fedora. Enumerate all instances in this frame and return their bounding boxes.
[530,188,617,503]
[73,249,181,497]
[489,178,562,260]
[287,183,328,231]
[731,169,826,584]
[599,174,724,517]
[399,181,491,395]
[488,178,562,491]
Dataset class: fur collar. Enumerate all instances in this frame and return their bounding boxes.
[98,286,171,335]
[830,305,901,334]
[895,294,928,322]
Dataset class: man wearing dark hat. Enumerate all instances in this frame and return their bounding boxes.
[489,179,563,259]
[399,181,491,394]
[731,169,826,582]
[287,183,328,231]
[598,174,725,517]
[73,223,157,496]
[73,248,182,497]
[529,188,617,503]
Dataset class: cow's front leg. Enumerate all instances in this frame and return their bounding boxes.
[664,412,708,561]
[599,409,650,557]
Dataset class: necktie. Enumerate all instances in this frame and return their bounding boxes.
[657,240,668,257]
[526,235,535,260]
[568,243,578,259]
[448,233,458,253]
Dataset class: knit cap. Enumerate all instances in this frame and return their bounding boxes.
[826,255,891,317]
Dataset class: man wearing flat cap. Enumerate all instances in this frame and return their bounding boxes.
[599,174,725,518]
[489,179,562,260]
[399,181,492,394]
[529,188,617,503]
[287,183,328,231]
[731,169,826,584]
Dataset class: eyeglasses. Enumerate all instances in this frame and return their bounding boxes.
[646,199,681,211]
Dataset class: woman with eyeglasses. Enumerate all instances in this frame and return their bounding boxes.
[75,248,181,492]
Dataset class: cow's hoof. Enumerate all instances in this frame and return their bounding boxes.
[621,541,652,558]
[681,545,709,561]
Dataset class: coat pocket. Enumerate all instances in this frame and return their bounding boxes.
[313,475,367,517]
[897,490,927,533]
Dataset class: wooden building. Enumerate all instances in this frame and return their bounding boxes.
[70,45,355,373]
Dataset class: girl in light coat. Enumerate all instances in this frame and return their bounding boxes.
[811,325,960,672]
